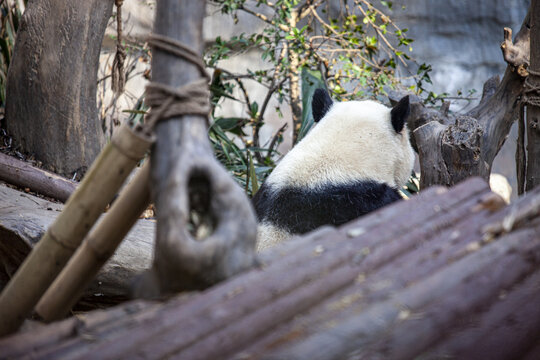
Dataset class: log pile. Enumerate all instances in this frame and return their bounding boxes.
[1,177,539,359]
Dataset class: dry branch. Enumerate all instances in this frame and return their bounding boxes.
[390,8,531,189]
[0,152,76,202]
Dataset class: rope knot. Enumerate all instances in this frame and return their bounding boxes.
[144,34,210,128]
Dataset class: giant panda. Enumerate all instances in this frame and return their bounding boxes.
[252,88,415,251]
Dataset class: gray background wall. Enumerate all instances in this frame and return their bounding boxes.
[389,0,529,199]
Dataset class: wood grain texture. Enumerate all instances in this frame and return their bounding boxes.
[2,178,539,359]
[140,0,257,296]
[5,0,113,175]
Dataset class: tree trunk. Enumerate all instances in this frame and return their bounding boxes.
[137,0,257,297]
[5,0,112,176]
[525,0,540,191]
[288,9,302,144]
[395,6,531,190]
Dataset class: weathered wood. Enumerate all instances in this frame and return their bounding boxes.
[0,152,76,203]
[0,183,154,308]
[525,0,540,191]
[426,267,540,359]
[141,0,256,296]
[390,8,531,189]
[2,178,538,360]
[5,0,112,175]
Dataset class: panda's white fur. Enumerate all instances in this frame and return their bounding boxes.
[253,90,414,251]
[267,100,414,190]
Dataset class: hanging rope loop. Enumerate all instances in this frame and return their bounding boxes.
[521,69,540,108]
[111,0,126,94]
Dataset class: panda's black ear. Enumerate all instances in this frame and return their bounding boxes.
[312,88,333,122]
[391,95,410,133]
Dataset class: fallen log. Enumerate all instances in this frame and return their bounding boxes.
[1,177,539,359]
[0,152,77,203]
[0,183,154,308]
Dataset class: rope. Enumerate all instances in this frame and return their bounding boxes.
[147,34,209,80]
[111,0,126,94]
[521,69,540,108]
[144,34,210,127]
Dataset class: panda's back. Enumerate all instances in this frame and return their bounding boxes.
[252,89,413,250]
[252,179,402,235]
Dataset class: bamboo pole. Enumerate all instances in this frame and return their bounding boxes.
[0,124,153,337]
[35,161,152,322]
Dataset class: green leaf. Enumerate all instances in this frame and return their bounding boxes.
[297,67,326,142]
[248,152,259,194]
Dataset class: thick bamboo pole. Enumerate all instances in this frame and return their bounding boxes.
[35,161,152,322]
[0,124,153,336]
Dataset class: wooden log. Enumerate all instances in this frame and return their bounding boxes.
[0,183,154,308]
[266,226,540,360]
[425,266,540,359]
[73,180,491,359]
[1,178,539,360]
[0,300,154,359]
[0,152,76,202]
[0,124,152,336]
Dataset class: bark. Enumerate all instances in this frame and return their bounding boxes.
[138,0,257,297]
[0,152,76,203]
[390,8,531,189]
[5,0,112,176]
[3,178,539,359]
[0,184,154,309]
[288,9,302,144]
[524,0,540,191]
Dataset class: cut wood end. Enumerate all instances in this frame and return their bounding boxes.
[503,27,512,41]
[500,26,530,77]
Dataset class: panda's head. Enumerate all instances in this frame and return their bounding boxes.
[267,89,415,190]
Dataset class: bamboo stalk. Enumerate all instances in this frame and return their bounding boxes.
[0,124,153,337]
[35,161,152,322]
